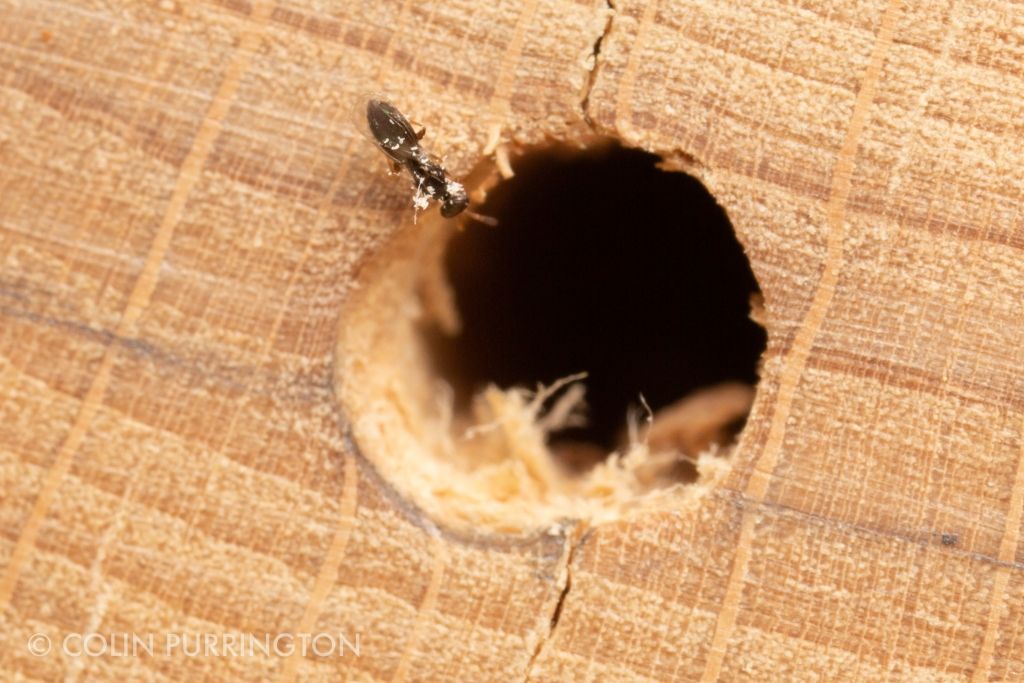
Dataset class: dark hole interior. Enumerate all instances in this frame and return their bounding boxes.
[421,142,766,454]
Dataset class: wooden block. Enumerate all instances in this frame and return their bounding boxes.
[1,0,1022,680]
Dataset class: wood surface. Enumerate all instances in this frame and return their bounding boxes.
[2,0,1023,680]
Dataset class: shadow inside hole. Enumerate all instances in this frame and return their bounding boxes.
[421,142,766,458]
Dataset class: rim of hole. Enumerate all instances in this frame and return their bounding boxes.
[335,138,766,537]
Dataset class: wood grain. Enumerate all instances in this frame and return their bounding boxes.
[2,0,1023,680]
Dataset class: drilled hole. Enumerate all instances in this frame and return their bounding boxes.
[337,139,766,534]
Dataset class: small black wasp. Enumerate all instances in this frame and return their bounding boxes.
[365,98,469,218]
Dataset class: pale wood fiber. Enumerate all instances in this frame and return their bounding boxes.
[1,0,1022,680]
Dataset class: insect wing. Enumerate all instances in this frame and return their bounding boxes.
[365,99,420,164]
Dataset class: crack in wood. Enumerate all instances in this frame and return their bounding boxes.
[581,0,615,128]
[522,524,589,682]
